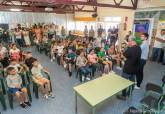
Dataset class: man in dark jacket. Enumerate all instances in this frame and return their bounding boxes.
[117,40,142,100]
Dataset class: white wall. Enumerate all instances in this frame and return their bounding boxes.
[0,12,75,31]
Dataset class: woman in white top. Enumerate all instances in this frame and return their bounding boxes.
[22,28,31,46]
[14,28,23,47]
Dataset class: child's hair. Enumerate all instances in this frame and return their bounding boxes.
[26,51,32,54]
[31,58,38,64]
[7,67,15,74]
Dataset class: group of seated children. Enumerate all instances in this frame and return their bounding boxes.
[47,37,125,82]
[0,42,54,108]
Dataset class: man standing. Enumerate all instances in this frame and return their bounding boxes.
[117,39,142,100]
[135,33,149,89]
[89,26,95,42]
[97,25,103,38]
[84,25,88,38]
[152,29,165,63]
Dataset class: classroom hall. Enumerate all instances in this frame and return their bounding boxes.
[0,0,165,114]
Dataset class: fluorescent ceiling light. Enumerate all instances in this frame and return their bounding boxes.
[10,8,22,12]
[45,7,53,12]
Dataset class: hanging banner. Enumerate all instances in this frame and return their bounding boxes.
[157,20,165,34]
[134,20,150,37]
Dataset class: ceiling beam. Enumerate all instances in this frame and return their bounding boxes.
[20,0,136,9]
[0,4,96,13]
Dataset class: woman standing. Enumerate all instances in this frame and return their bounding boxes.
[14,28,23,47]
[34,25,42,43]
[22,28,31,47]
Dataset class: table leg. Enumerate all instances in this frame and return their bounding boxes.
[92,107,95,114]
[75,92,77,114]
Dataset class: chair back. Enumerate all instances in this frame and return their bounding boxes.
[162,75,165,87]
[123,106,141,114]
[146,83,163,95]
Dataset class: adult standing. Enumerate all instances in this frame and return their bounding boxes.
[97,25,103,38]
[14,28,23,47]
[22,28,31,47]
[107,26,112,43]
[34,25,42,43]
[110,26,118,46]
[84,25,88,38]
[61,26,66,39]
[124,31,134,42]
[117,39,142,100]
[152,29,165,63]
[136,33,149,89]
[89,26,95,42]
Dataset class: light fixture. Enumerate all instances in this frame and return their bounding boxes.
[45,7,53,12]
[10,8,22,12]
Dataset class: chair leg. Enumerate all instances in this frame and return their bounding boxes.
[0,94,7,110]
[27,84,32,102]
[33,83,39,99]
[1,79,6,95]
[8,93,13,109]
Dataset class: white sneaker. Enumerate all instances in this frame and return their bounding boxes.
[43,94,49,99]
[134,85,140,89]
[51,59,53,62]
[53,57,55,60]
[64,64,67,68]
[48,93,55,99]
[86,77,91,81]
[102,73,106,76]
[82,76,85,82]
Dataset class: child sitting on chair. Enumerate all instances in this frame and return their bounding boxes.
[31,59,53,99]
[6,67,31,108]
[9,44,20,61]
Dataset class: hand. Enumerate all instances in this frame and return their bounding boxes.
[15,84,21,88]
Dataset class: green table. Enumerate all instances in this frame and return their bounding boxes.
[73,73,134,114]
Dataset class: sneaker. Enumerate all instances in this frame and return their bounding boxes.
[53,56,55,60]
[82,76,85,82]
[51,59,53,62]
[116,95,127,101]
[20,103,26,108]
[24,102,31,107]
[102,73,106,76]
[48,93,55,99]
[64,64,67,68]
[86,77,91,81]
[43,94,49,99]
[134,85,140,89]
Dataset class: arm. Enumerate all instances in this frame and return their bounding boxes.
[155,37,165,43]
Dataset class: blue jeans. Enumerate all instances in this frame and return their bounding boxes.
[152,48,162,62]
[163,49,165,64]
[122,72,135,97]
[79,66,91,76]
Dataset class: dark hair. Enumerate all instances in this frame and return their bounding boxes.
[142,33,149,40]
[161,29,165,32]
[7,67,15,74]
[31,58,38,64]
[26,51,32,54]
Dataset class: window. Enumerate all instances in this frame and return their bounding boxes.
[104,17,121,22]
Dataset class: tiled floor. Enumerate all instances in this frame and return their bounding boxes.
[1,47,165,114]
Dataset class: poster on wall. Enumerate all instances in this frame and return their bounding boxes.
[156,20,165,36]
[134,20,150,37]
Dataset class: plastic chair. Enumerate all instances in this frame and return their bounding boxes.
[30,72,52,99]
[140,94,165,114]
[4,73,32,109]
[161,75,165,87]
[145,83,163,98]
[123,106,141,114]
[0,78,7,110]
